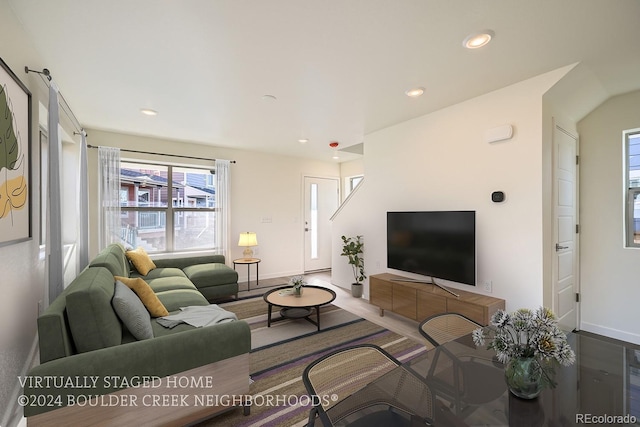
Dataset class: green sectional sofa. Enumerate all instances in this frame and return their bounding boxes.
[23,244,250,425]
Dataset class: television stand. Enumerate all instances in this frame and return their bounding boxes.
[392,278,460,298]
[369,273,505,326]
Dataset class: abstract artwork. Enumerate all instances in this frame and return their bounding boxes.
[0,58,31,246]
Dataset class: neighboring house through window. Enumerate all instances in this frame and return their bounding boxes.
[120,161,217,253]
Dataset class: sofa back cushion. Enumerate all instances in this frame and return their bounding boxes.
[37,266,118,363]
[152,254,226,270]
[66,267,123,353]
[89,243,129,277]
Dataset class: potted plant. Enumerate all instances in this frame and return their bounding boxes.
[472,307,576,399]
[340,235,366,298]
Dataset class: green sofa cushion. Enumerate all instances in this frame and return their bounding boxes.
[199,283,239,301]
[66,268,122,353]
[183,263,238,289]
[132,267,187,280]
[153,255,226,270]
[144,276,198,293]
[89,243,129,277]
[155,289,209,312]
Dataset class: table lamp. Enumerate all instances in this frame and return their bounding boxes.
[238,232,258,259]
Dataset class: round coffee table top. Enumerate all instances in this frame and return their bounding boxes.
[263,285,336,308]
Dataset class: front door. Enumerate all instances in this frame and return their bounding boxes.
[303,176,339,272]
[552,122,579,331]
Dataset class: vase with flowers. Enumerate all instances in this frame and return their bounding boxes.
[289,275,306,297]
[472,307,576,399]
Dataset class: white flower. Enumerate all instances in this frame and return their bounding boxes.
[474,306,575,389]
[472,328,485,347]
[289,275,306,289]
[490,310,510,328]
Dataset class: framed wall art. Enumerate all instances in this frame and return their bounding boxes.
[0,57,32,246]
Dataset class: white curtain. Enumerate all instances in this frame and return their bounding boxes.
[47,81,64,304]
[98,146,121,249]
[77,130,89,270]
[215,159,230,261]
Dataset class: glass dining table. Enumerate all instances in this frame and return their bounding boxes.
[326,331,640,426]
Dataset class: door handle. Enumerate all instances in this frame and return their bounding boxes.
[555,243,569,251]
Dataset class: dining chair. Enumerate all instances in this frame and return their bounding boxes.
[302,344,434,427]
[425,343,505,417]
[418,313,482,347]
[418,314,505,417]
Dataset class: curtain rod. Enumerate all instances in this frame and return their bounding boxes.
[86,144,235,163]
[25,67,84,134]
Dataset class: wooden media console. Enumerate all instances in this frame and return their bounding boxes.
[369,273,505,326]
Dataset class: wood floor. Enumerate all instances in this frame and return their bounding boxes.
[233,271,429,346]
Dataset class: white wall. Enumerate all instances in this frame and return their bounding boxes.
[85,129,340,281]
[332,67,571,311]
[0,2,56,425]
[578,90,640,345]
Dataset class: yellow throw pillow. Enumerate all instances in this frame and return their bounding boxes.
[114,276,169,317]
[126,247,156,276]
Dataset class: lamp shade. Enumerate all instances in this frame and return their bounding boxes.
[238,232,258,247]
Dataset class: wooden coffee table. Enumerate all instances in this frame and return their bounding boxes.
[263,285,336,331]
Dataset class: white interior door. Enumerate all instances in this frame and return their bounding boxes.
[304,177,339,272]
[552,123,579,331]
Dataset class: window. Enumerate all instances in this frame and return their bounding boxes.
[344,175,363,199]
[310,183,318,259]
[349,175,363,192]
[120,162,217,253]
[625,130,640,247]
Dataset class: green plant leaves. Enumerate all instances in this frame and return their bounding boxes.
[340,235,366,283]
[0,84,20,173]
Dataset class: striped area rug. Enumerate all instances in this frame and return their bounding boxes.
[195,296,428,426]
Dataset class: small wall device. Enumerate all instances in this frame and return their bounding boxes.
[491,191,505,203]
[484,124,514,144]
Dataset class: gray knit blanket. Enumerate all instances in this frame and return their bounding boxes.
[156,304,238,329]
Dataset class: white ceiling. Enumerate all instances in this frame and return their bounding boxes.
[8,0,640,162]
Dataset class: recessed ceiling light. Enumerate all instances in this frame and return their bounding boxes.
[405,87,425,98]
[463,30,495,49]
[140,108,158,116]
[298,138,309,144]
[332,155,340,160]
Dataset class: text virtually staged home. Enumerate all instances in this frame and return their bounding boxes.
[2,1,640,426]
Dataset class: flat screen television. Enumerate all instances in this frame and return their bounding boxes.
[387,211,476,286]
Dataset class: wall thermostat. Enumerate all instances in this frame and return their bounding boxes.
[491,191,505,203]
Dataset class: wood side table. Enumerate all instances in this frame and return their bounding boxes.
[233,258,261,290]
[263,285,336,331]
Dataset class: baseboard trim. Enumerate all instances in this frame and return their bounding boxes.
[580,321,640,346]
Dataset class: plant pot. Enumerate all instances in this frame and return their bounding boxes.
[504,356,544,399]
[351,283,363,298]
[293,286,303,297]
